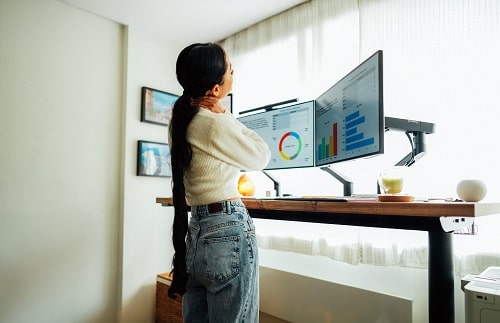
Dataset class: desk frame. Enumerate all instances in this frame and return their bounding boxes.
[157,197,500,323]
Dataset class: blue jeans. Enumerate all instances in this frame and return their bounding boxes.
[183,201,259,323]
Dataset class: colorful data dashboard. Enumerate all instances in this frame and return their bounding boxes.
[238,101,315,170]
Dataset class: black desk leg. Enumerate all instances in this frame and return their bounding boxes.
[428,230,454,323]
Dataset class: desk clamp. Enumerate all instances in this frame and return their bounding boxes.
[439,216,475,233]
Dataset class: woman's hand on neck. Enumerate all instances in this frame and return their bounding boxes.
[191,95,226,114]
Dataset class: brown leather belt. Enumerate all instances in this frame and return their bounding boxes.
[193,200,242,216]
[206,201,225,214]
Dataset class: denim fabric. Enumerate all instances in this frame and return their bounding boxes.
[183,201,259,323]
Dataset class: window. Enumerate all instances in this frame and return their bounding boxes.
[221,0,500,276]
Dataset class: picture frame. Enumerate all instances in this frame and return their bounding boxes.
[220,93,233,113]
[141,86,178,126]
[137,140,172,177]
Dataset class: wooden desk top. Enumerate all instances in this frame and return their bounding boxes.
[156,197,500,218]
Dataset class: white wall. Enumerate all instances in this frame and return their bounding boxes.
[259,245,430,323]
[0,1,182,322]
[118,28,182,323]
[0,0,122,322]
[259,263,414,323]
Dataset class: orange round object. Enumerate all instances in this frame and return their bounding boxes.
[238,174,255,196]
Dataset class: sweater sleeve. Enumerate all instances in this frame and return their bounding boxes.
[207,111,271,171]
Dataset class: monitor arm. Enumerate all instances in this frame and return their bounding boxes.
[394,131,426,167]
[378,117,436,193]
[261,170,281,197]
[320,166,353,196]
[385,116,435,167]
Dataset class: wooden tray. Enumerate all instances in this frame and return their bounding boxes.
[378,195,414,202]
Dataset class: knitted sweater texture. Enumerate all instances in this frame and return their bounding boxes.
[182,108,270,205]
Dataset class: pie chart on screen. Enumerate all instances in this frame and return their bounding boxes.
[278,131,302,160]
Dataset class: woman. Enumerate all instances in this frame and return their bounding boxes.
[168,42,271,322]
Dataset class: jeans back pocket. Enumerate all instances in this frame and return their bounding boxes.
[202,235,240,283]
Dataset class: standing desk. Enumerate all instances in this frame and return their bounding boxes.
[156,197,500,323]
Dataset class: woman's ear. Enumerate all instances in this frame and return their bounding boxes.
[206,84,220,97]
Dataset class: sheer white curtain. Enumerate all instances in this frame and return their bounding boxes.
[221,0,360,108]
[358,0,500,276]
[220,0,500,275]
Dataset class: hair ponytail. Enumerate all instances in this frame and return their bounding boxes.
[167,42,227,298]
[168,95,198,298]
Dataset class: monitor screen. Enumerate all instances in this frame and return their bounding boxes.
[238,101,315,170]
[314,50,384,167]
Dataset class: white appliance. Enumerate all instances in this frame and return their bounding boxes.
[462,266,500,323]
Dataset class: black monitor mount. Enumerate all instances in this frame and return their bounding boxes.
[385,116,435,167]
[262,170,281,197]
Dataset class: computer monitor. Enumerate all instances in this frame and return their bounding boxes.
[314,50,384,167]
[237,100,315,170]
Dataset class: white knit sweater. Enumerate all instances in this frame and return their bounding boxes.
[180,108,271,206]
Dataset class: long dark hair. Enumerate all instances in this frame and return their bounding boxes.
[168,43,227,298]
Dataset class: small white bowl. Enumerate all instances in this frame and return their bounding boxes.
[456,179,487,202]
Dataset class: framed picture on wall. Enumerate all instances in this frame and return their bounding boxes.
[137,140,172,177]
[141,86,178,126]
[220,93,233,113]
